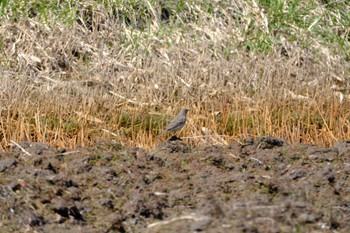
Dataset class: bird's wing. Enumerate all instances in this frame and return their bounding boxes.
[166,116,186,131]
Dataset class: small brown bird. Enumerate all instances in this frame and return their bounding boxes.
[158,108,189,137]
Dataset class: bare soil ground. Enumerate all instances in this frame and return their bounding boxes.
[0,137,349,232]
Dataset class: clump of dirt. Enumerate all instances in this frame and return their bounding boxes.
[0,137,349,232]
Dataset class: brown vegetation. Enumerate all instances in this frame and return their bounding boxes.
[0,1,349,149]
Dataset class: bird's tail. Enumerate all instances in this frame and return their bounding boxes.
[156,130,167,138]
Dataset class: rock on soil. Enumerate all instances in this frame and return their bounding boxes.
[0,138,349,232]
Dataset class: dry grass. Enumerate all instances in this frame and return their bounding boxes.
[0,0,349,150]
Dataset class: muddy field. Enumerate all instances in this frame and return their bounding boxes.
[0,137,349,232]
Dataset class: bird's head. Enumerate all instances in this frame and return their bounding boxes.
[181,108,189,115]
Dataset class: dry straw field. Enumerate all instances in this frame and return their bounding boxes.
[0,0,349,149]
